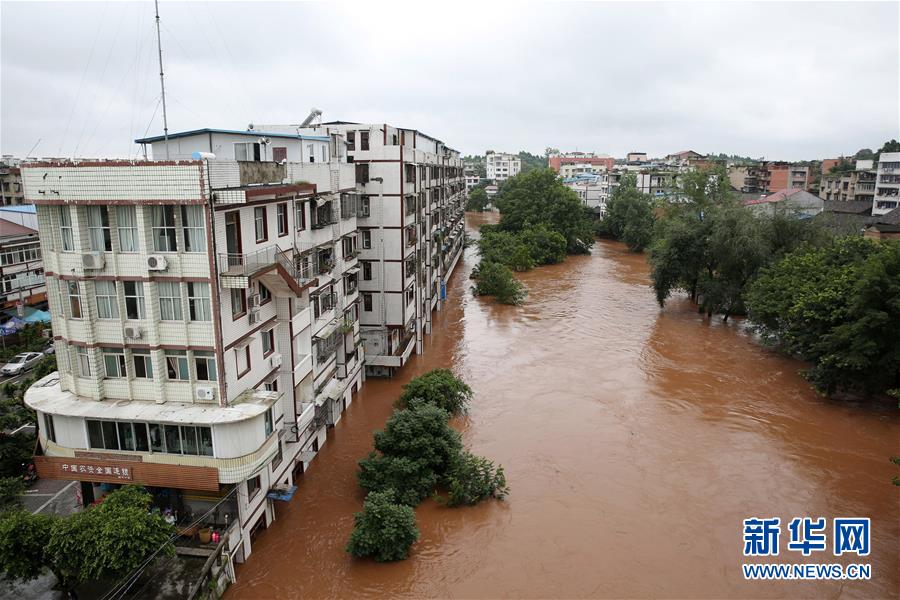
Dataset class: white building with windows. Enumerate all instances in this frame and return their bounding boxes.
[485,151,521,183]
[313,122,465,377]
[22,124,363,565]
[873,152,900,216]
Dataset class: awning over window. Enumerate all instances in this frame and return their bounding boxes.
[266,485,297,502]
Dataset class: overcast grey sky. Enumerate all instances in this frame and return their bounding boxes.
[1,1,898,161]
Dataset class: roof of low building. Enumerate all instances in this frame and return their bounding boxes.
[743,188,822,206]
[822,200,872,215]
[135,128,330,144]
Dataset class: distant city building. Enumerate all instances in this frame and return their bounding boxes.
[728,161,809,194]
[558,162,608,179]
[485,151,521,182]
[1,160,25,206]
[819,160,876,203]
[636,169,681,199]
[664,150,704,164]
[0,205,46,310]
[873,151,900,216]
[548,151,615,174]
[563,173,610,216]
[743,188,824,218]
[465,169,482,192]
[626,152,648,164]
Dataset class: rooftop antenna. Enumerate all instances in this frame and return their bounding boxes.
[154,0,170,159]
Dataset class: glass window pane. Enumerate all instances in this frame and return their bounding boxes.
[182,426,198,455]
[118,422,135,451]
[101,421,119,450]
[134,423,150,452]
[164,425,181,454]
[149,423,165,452]
[87,420,104,449]
[198,427,213,456]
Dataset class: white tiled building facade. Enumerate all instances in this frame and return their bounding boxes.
[873,152,900,216]
[485,151,521,183]
[319,122,465,376]
[22,127,365,564]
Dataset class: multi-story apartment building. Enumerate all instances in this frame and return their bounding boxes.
[873,151,900,216]
[728,164,767,194]
[1,159,26,206]
[485,151,521,182]
[819,160,876,203]
[558,162,608,179]
[0,205,46,309]
[22,125,364,564]
[636,169,681,199]
[548,151,615,174]
[465,168,482,192]
[626,152,648,164]
[563,173,609,216]
[319,122,465,377]
[729,162,809,194]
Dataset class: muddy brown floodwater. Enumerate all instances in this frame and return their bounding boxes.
[227,212,899,599]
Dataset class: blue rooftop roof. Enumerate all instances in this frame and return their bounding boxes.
[0,205,36,213]
[135,128,331,144]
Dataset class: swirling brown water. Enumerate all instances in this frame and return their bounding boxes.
[227,212,899,599]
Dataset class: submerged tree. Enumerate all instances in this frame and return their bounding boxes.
[396,369,473,416]
[471,261,527,305]
[599,173,655,252]
[346,490,419,562]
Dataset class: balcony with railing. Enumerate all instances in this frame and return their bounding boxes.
[219,245,313,293]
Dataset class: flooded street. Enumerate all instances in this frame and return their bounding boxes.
[228,211,899,599]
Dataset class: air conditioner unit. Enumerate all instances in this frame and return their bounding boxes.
[196,385,215,401]
[248,311,260,325]
[82,252,105,270]
[249,293,261,310]
[147,255,168,271]
[269,353,282,369]
[124,325,142,339]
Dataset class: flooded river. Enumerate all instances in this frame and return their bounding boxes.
[228,212,899,599]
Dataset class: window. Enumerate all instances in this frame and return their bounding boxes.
[164,425,181,454]
[362,261,372,281]
[59,206,74,251]
[231,288,246,318]
[259,283,271,304]
[123,281,146,319]
[181,206,206,252]
[158,281,183,321]
[43,413,56,443]
[360,130,369,151]
[321,145,327,162]
[87,206,112,251]
[103,348,127,378]
[116,206,138,252]
[132,349,153,378]
[151,206,177,252]
[76,346,91,377]
[262,328,275,356]
[263,378,278,392]
[295,201,306,230]
[272,441,283,469]
[362,230,371,249]
[254,207,267,242]
[363,292,373,312]
[306,143,315,163]
[272,147,287,163]
[355,163,369,184]
[187,282,211,321]
[264,408,274,437]
[67,281,83,319]
[248,475,261,498]
[235,345,250,376]
[165,350,189,380]
[360,195,370,217]
[346,131,355,151]
[276,203,288,236]
[198,427,213,456]
[235,142,261,161]
[195,351,217,381]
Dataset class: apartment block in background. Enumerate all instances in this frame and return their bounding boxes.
[22,124,363,564]
[873,152,900,216]
[549,151,615,174]
[819,160,876,203]
[0,205,46,310]
[1,159,25,206]
[321,122,465,377]
[485,151,521,183]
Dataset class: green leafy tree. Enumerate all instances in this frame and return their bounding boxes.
[0,510,56,582]
[0,476,25,511]
[440,451,509,507]
[876,139,900,160]
[396,369,473,416]
[519,225,567,265]
[747,237,900,397]
[478,231,534,272]
[346,490,419,562]
[471,261,527,305]
[600,174,656,251]
[495,168,594,254]
[466,187,489,212]
[650,210,710,304]
[517,151,548,173]
[357,454,437,506]
[0,432,34,479]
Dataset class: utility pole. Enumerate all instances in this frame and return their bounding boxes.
[154,0,170,159]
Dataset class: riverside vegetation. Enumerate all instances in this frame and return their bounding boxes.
[347,369,508,562]
[601,164,899,401]
[470,168,595,305]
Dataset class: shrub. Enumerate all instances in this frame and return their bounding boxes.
[396,369,473,416]
[0,476,25,511]
[478,231,534,272]
[357,454,437,506]
[519,225,567,265]
[440,451,509,507]
[346,490,419,562]
[471,261,527,305]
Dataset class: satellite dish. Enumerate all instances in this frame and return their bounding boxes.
[248,123,254,130]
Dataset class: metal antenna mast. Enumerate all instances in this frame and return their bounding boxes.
[154,0,170,159]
